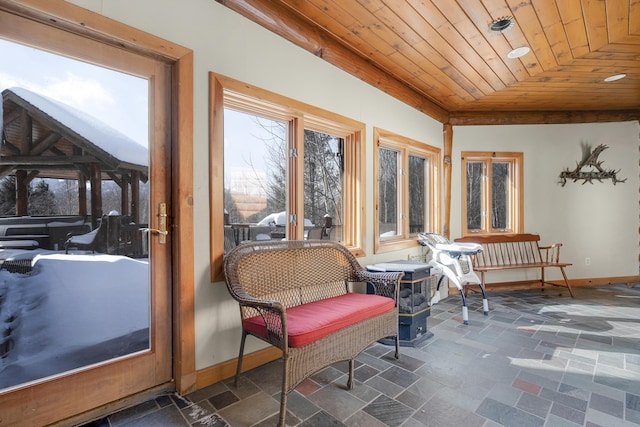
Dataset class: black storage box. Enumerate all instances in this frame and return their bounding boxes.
[399,308,430,342]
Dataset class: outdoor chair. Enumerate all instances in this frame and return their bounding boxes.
[64,216,107,253]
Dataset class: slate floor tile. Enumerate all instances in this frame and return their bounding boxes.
[307,384,366,422]
[208,390,239,410]
[116,405,188,427]
[414,394,486,427]
[353,364,379,382]
[476,397,545,427]
[362,394,414,427]
[589,392,624,418]
[81,285,640,427]
[297,410,345,426]
[550,401,586,425]
[540,387,588,412]
[378,365,421,388]
[516,392,552,418]
[180,400,216,423]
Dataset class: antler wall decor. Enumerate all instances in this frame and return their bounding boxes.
[559,143,626,187]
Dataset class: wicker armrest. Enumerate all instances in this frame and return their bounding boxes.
[356,270,403,301]
[228,282,288,348]
[228,283,285,312]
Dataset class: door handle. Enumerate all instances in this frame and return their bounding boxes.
[141,202,168,245]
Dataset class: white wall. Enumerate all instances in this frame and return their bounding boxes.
[69,0,639,372]
[67,0,442,369]
[451,122,640,283]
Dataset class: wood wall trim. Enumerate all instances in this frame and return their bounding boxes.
[196,347,282,390]
[442,124,452,239]
[217,0,449,123]
[172,51,196,394]
[0,0,187,62]
[449,110,640,126]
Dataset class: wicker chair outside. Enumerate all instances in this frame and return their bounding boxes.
[224,240,402,427]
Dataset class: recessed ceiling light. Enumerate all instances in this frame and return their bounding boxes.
[490,16,515,32]
[604,74,626,82]
[507,46,530,59]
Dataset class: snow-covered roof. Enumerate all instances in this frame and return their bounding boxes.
[3,87,147,167]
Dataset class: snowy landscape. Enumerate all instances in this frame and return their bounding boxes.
[0,250,149,390]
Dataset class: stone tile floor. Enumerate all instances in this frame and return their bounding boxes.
[83,284,640,426]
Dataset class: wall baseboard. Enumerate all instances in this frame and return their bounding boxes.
[195,346,281,390]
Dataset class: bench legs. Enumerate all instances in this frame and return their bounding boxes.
[347,360,354,389]
[560,267,574,298]
[394,334,400,359]
[234,330,248,386]
[541,267,575,298]
[278,359,289,427]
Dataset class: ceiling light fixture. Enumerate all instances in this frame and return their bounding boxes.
[604,74,626,82]
[507,46,530,59]
[490,16,515,32]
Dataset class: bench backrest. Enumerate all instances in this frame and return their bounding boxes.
[455,233,543,268]
[224,240,362,313]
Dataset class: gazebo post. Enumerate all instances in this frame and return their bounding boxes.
[15,169,28,216]
[78,173,87,217]
[90,163,102,230]
[121,174,130,217]
[131,170,140,224]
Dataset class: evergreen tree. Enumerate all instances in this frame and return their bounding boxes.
[0,177,16,216]
[28,179,58,215]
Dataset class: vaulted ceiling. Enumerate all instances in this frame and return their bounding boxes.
[219,0,640,125]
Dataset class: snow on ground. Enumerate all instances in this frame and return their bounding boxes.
[0,252,149,390]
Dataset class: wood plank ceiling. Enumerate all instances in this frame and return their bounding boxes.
[218,0,640,125]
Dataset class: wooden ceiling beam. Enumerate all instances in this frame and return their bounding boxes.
[216,0,450,123]
[449,110,640,126]
[0,155,100,165]
[30,132,62,156]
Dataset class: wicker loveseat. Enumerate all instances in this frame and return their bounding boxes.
[224,240,402,427]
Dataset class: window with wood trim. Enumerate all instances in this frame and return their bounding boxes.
[461,152,523,235]
[210,73,365,280]
[374,128,440,253]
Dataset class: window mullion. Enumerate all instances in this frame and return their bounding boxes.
[483,160,491,232]
[400,147,409,238]
[289,117,304,240]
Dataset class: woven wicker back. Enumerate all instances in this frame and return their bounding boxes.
[224,240,362,313]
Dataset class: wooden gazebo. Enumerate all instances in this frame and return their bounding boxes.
[1,87,148,229]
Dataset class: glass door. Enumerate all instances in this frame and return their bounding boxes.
[0,9,172,425]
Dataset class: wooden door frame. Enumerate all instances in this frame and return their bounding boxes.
[0,0,195,421]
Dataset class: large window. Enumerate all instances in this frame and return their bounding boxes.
[210,74,365,280]
[461,152,523,235]
[374,128,440,253]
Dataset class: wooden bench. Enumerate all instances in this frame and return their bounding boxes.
[454,233,574,297]
[224,240,402,427]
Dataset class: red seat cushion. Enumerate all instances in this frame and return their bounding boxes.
[243,293,395,348]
